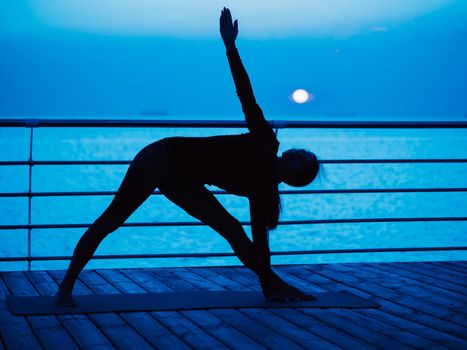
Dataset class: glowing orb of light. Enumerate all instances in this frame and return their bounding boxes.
[292,89,312,104]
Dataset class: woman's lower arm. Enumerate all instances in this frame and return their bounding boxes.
[224,40,236,52]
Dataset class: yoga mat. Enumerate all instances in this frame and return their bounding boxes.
[7,290,379,315]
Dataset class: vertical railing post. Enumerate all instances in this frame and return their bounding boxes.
[26,119,38,271]
[272,120,284,138]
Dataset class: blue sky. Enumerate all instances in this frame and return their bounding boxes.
[1,0,466,119]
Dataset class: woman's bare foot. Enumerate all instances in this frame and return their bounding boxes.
[267,273,316,301]
[54,287,76,307]
[266,290,316,302]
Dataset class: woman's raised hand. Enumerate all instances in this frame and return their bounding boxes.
[219,7,238,48]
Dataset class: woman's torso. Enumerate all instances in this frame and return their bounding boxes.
[162,133,279,197]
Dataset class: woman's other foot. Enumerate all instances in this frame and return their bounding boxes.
[266,274,316,301]
[54,287,76,307]
[266,290,316,302]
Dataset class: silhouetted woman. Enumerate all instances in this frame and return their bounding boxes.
[56,8,319,306]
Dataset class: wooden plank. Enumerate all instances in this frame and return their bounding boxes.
[118,312,192,350]
[362,309,459,350]
[408,260,467,273]
[433,262,467,274]
[123,267,230,349]
[277,265,410,314]
[219,267,378,350]
[413,263,467,287]
[2,272,39,298]
[280,266,435,349]
[325,262,467,323]
[328,308,438,350]
[78,270,121,295]
[342,263,467,324]
[4,263,464,350]
[0,273,43,350]
[25,270,59,297]
[320,263,465,322]
[275,264,358,293]
[302,264,467,349]
[286,264,465,349]
[360,263,467,307]
[272,267,409,350]
[46,270,122,350]
[278,264,355,290]
[386,262,467,292]
[24,271,58,295]
[170,268,308,348]
[171,268,225,291]
[244,307,354,350]
[90,310,154,350]
[76,270,154,350]
[100,268,228,350]
[150,310,228,350]
[428,262,467,279]
[447,261,467,271]
[372,262,467,297]
[102,269,232,350]
[183,267,339,350]
[47,269,95,295]
[96,269,147,293]
[304,308,413,350]
[51,266,186,349]
[360,263,467,330]
[209,308,306,350]
[51,269,153,349]
[451,260,467,264]
[170,268,278,349]
[420,265,467,289]
[208,267,262,291]
[188,267,246,291]
[148,268,200,291]
[2,271,78,350]
[380,262,467,300]
[120,268,173,293]
[281,265,441,350]
[272,269,329,294]
[181,309,267,350]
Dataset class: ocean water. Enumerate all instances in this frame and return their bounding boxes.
[0,122,466,271]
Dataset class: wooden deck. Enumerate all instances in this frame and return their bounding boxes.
[0,261,466,350]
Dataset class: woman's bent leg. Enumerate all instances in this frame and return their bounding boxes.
[57,148,160,302]
[159,183,267,277]
[158,182,306,298]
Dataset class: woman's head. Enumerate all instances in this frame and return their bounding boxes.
[280,148,319,187]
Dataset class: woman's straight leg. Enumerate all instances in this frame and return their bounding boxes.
[58,144,161,298]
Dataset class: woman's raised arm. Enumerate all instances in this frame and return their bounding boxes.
[220,8,274,138]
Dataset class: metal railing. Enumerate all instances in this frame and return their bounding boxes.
[1,118,467,270]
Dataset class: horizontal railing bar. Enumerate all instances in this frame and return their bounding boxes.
[0,160,131,166]
[1,158,467,167]
[1,216,466,230]
[1,246,466,262]
[1,187,467,198]
[1,118,467,128]
[321,159,467,164]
